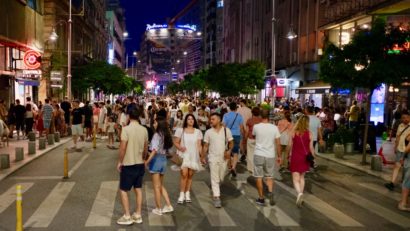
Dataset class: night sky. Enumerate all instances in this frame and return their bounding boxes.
[120,0,192,56]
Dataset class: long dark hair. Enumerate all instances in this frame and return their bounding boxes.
[155,117,173,150]
[183,113,199,129]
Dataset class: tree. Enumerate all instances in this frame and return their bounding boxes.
[320,17,410,164]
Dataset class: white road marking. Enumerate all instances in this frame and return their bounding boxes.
[24,182,75,228]
[10,176,63,180]
[275,181,363,227]
[144,183,175,226]
[191,181,236,227]
[68,153,89,177]
[85,181,118,227]
[0,183,34,213]
[321,181,410,228]
[236,181,299,227]
[358,183,401,201]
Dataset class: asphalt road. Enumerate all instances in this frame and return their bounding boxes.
[0,139,409,231]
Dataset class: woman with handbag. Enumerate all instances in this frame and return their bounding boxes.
[287,115,315,207]
[173,114,203,204]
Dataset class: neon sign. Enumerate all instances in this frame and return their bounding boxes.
[24,50,41,69]
[176,24,197,31]
[387,41,410,54]
[146,23,168,31]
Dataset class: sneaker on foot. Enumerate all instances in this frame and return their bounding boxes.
[177,192,185,204]
[296,193,304,207]
[230,169,237,178]
[384,182,395,191]
[268,192,275,206]
[185,191,192,203]
[116,215,133,225]
[162,205,174,213]
[398,202,410,211]
[152,208,163,216]
[131,213,143,224]
[213,198,222,208]
[255,198,265,206]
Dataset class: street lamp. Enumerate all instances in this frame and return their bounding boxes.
[49,28,58,41]
[123,31,129,38]
[183,51,188,74]
[67,0,72,100]
[286,26,297,40]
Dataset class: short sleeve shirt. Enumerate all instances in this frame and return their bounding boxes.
[204,127,233,163]
[253,123,281,158]
[308,115,321,141]
[71,108,83,125]
[150,133,166,155]
[223,112,243,136]
[42,104,54,121]
[396,123,410,152]
[121,121,148,166]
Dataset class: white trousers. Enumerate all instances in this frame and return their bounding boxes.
[246,138,256,172]
[209,161,228,197]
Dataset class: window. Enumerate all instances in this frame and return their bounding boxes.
[27,0,36,10]
[217,0,223,8]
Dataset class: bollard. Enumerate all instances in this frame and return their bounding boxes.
[92,129,96,149]
[54,132,60,142]
[371,155,382,171]
[47,134,55,145]
[28,141,36,155]
[0,154,10,169]
[28,131,36,142]
[16,185,23,231]
[15,147,24,162]
[67,126,72,136]
[39,137,46,150]
[63,148,69,179]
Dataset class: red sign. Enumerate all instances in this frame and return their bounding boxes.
[23,50,41,69]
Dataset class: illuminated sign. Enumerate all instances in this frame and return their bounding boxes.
[387,41,410,55]
[276,78,287,86]
[217,0,224,8]
[146,23,168,31]
[16,69,42,80]
[23,50,41,69]
[176,24,197,31]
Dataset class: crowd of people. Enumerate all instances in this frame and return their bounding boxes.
[0,94,408,226]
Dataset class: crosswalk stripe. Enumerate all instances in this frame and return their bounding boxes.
[85,181,118,227]
[144,183,175,226]
[236,181,299,227]
[24,182,75,228]
[317,181,410,228]
[0,183,34,214]
[275,181,363,227]
[191,182,236,227]
[358,183,401,201]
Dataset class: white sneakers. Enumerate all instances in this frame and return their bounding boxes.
[178,191,192,204]
[296,193,304,207]
[152,205,174,216]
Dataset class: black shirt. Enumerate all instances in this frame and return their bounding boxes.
[72,108,83,125]
[82,105,93,121]
[61,101,71,114]
[14,105,26,120]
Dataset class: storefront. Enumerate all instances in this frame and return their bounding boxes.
[295,81,331,107]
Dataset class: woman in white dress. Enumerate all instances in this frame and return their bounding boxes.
[173,114,203,204]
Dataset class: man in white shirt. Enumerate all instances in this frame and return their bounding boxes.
[201,113,233,208]
[252,109,281,206]
[306,106,323,148]
[237,99,252,161]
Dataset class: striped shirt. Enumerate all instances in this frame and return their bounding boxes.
[42,104,54,121]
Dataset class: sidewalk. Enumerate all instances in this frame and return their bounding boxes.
[0,135,71,181]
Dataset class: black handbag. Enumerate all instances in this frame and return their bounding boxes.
[300,134,315,167]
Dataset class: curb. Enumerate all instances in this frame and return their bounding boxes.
[316,153,391,182]
[0,138,71,182]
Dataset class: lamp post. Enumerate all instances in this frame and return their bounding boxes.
[67,0,72,100]
[183,51,188,74]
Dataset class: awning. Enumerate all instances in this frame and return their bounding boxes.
[17,79,40,86]
[295,81,331,94]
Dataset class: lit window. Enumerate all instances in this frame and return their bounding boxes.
[217,0,224,8]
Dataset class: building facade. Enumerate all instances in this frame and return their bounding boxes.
[106,0,125,68]
[0,0,44,106]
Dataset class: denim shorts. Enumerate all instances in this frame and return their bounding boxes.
[120,164,145,191]
[403,157,410,189]
[232,135,241,154]
[396,151,405,163]
[149,154,167,174]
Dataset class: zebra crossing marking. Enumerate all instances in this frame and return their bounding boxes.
[85,181,118,227]
[358,183,401,201]
[0,183,34,214]
[144,183,175,226]
[24,182,75,228]
[237,181,300,227]
[275,181,364,227]
[191,181,236,227]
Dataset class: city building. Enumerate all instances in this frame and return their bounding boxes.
[0,0,44,106]
[42,0,108,101]
[106,0,126,68]
[203,0,224,67]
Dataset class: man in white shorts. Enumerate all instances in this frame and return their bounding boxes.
[98,102,107,138]
[71,100,84,151]
[201,113,233,208]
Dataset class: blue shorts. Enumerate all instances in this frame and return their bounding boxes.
[232,135,241,154]
[149,154,167,174]
[396,151,405,163]
[43,119,51,129]
[403,157,410,189]
[119,164,145,191]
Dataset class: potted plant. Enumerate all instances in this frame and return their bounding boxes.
[333,127,345,158]
[342,128,355,153]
